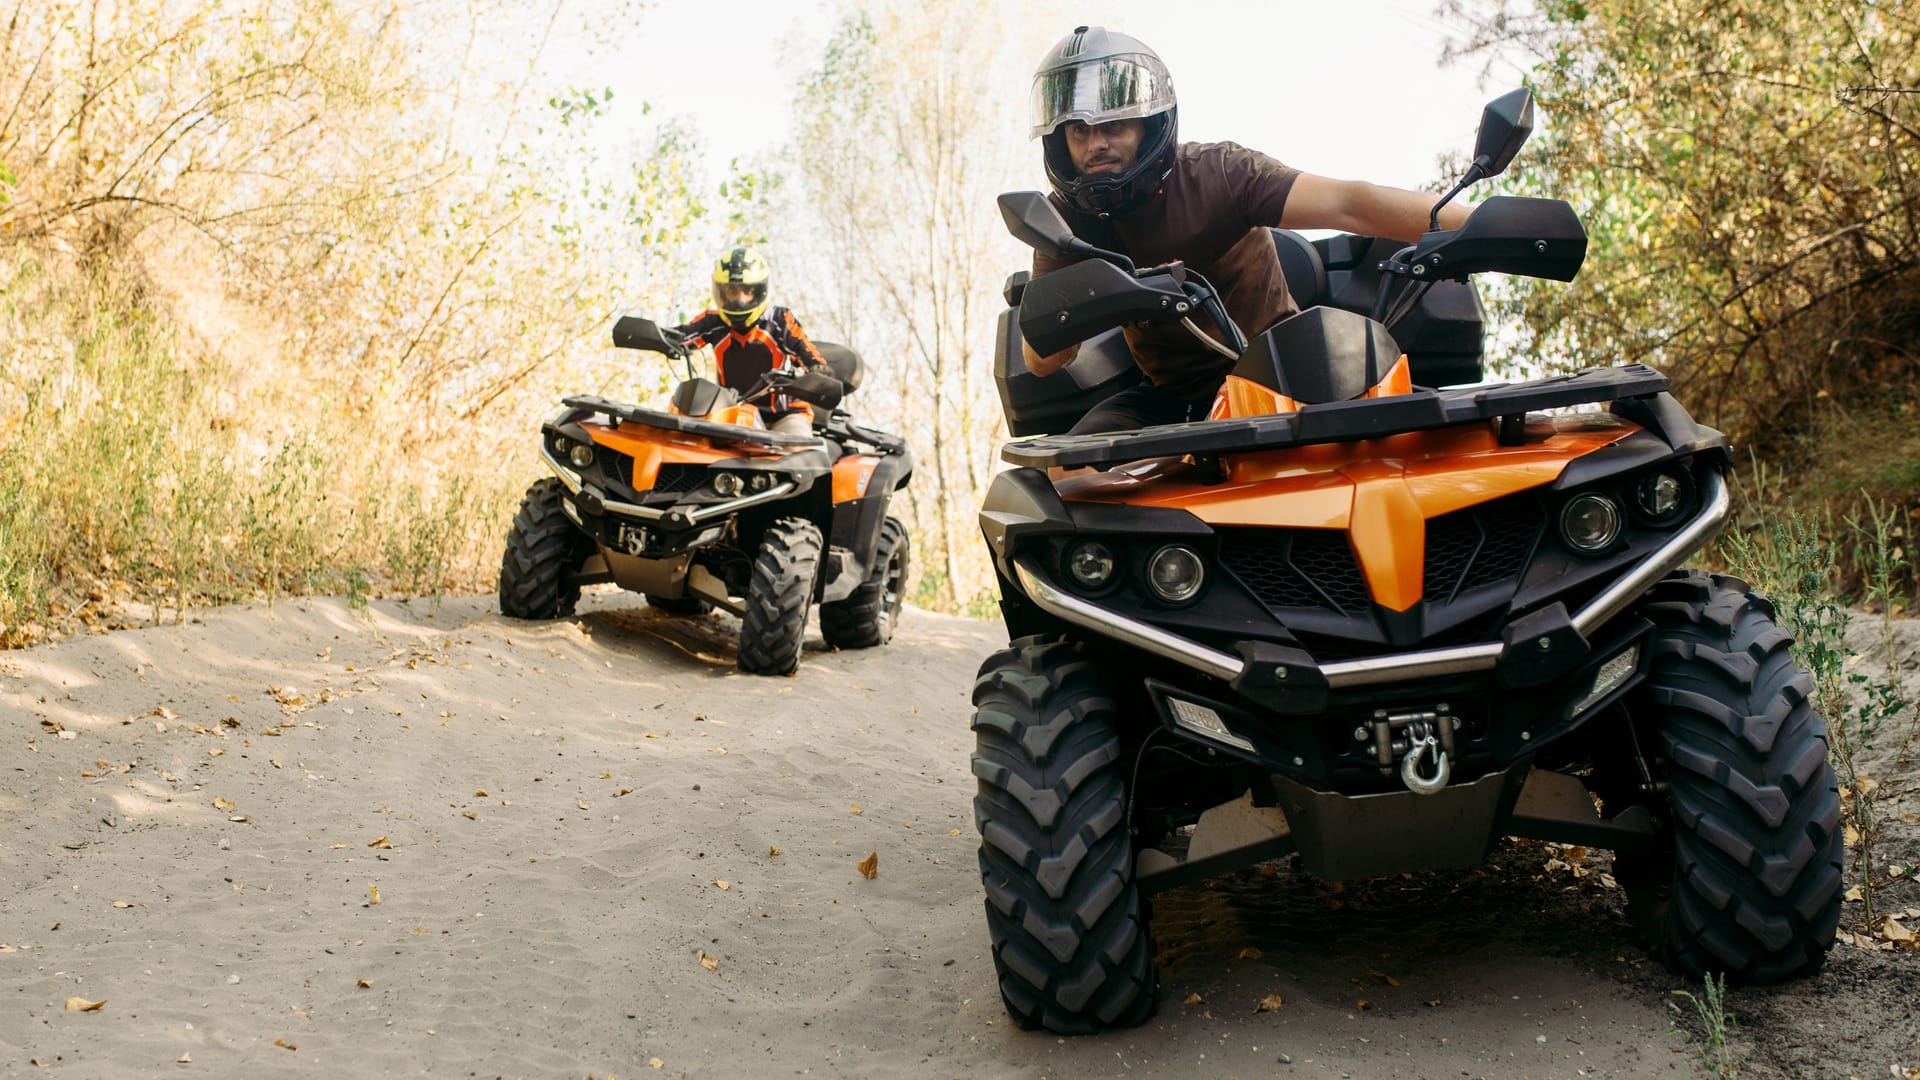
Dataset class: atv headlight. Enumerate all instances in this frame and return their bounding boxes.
[1065,540,1117,591]
[749,473,774,493]
[1145,545,1205,604]
[1559,493,1622,554]
[1633,469,1689,524]
[568,442,594,469]
[712,472,745,497]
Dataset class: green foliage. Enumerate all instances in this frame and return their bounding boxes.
[1671,972,1738,1077]
[1443,0,1920,451]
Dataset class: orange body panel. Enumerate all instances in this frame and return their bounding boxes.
[832,455,881,504]
[580,417,780,490]
[1060,415,1639,613]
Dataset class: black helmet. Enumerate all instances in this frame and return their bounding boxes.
[1031,26,1179,219]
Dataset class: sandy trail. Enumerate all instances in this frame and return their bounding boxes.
[3,592,1914,1078]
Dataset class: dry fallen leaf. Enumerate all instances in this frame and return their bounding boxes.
[329,843,347,850]
[698,951,719,972]
[65,997,106,1012]
[1846,884,1865,902]
[849,804,863,815]
[357,979,372,989]
[462,811,477,820]
[177,1052,191,1063]
[111,901,132,909]
[1424,998,1442,1007]
[1370,970,1402,987]
[768,847,781,857]
[649,1058,665,1070]
[713,881,731,891]
[474,790,488,798]
[207,748,224,757]
[857,852,879,880]
[273,1039,296,1051]
[949,829,962,837]
[1356,999,1374,1011]
[1255,994,1284,1013]
[1882,916,1917,947]
[1238,946,1262,960]
[367,836,391,849]
[368,885,381,906]
[1183,992,1204,1005]
[578,801,589,811]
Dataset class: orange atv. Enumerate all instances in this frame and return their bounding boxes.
[499,316,913,675]
[971,90,1841,1034]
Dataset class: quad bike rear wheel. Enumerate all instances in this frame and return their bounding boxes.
[1615,570,1844,982]
[737,517,821,675]
[646,594,713,617]
[971,640,1157,1034]
[499,478,590,619]
[820,516,910,649]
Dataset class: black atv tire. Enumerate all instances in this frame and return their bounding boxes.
[499,478,589,620]
[646,594,713,617]
[736,517,821,675]
[971,640,1156,1035]
[820,516,910,649]
[1616,570,1843,983]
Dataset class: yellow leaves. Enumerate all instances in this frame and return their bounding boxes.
[697,950,719,972]
[857,852,879,880]
[368,885,381,906]
[367,836,391,849]
[577,801,590,811]
[649,1058,665,1069]
[213,797,235,811]
[462,811,478,820]
[273,1039,297,1051]
[1369,970,1402,987]
[207,748,224,757]
[111,901,132,909]
[1182,992,1204,1005]
[1355,998,1374,1011]
[474,790,488,798]
[712,880,730,891]
[1237,947,1261,960]
[329,843,347,850]
[948,829,962,837]
[849,804,863,815]
[65,997,106,1012]
[767,847,781,857]
[357,979,373,989]
[614,789,632,797]
[1254,994,1284,1013]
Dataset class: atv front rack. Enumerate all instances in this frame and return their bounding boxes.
[1001,364,1669,469]
[563,394,822,450]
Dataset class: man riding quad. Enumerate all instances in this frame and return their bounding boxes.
[669,245,830,437]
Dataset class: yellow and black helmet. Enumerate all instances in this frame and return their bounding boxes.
[711,246,771,331]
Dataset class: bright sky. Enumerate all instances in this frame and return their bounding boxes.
[595,0,1523,195]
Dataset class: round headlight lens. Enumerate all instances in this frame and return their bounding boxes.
[1559,493,1622,553]
[1065,540,1117,591]
[1145,545,1206,604]
[749,473,772,492]
[568,442,595,468]
[1634,470,1686,521]
[712,472,745,497]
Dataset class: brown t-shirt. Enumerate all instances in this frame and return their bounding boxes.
[1031,141,1301,400]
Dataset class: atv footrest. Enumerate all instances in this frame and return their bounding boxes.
[1000,364,1669,469]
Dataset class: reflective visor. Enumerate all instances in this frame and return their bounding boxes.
[1030,54,1174,138]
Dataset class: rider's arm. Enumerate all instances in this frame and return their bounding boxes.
[1280,174,1470,241]
[671,311,727,348]
[1020,249,1080,377]
[773,309,829,370]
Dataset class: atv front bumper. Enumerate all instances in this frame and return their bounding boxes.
[1004,469,1727,701]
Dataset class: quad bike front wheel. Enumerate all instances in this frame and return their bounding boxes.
[820,516,910,650]
[971,639,1157,1034]
[737,517,822,675]
[1615,570,1844,982]
[499,478,590,620]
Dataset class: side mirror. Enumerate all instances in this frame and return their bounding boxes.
[1472,88,1535,179]
[997,191,1078,258]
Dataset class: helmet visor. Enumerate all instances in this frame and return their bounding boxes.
[1030,54,1175,139]
[715,281,767,314]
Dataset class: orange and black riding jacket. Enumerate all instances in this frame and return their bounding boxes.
[671,307,828,416]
